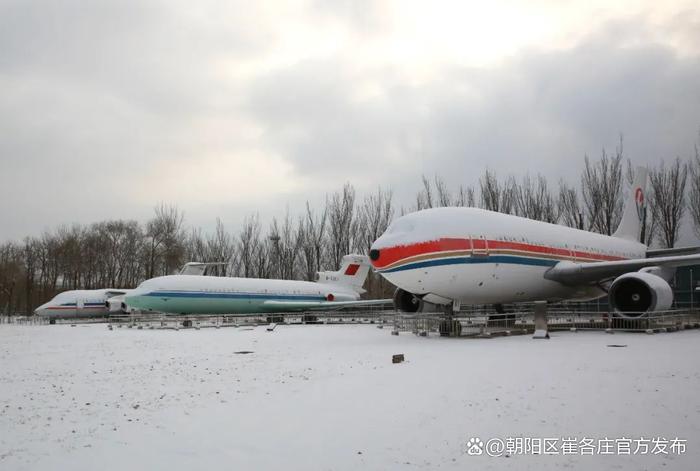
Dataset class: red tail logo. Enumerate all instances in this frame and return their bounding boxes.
[635,187,644,220]
[344,264,360,276]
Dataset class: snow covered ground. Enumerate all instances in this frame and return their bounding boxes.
[1,323,699,470]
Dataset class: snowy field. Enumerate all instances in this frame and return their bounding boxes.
[1,324,699,470]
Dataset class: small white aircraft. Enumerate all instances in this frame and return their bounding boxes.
[34,262,228,319]
[369,167,700,317]
[125,254,390,314]
[34,289,131,319]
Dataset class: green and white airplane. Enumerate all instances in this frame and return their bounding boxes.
[125,254,390,314]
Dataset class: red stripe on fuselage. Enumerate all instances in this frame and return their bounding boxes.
[371,237,625,269]
[372,238,470,269]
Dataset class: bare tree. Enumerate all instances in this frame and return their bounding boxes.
[269,212,303,280]
[433,176,452,207]
[581,142,624,234]
[207,219,236,276]
[514,174,558,223]
[415,175,460,209]
[254,237,273,279]
[415,175,434,210]
[185,228,208,263]
[299,203,328,281]
[356,187,395,297]
[0,243,23,315]
[688,140,700,239]
[557,180,584,229]
[479,169,516,214]
[237,214,261,278]
[649,158,688,248]
[145,204,185,277]
[479,169,500,211]
[327,183,357,269]
[455,185,475,207]
[358,187,394,253]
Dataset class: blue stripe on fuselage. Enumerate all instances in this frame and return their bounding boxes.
[378,255,558,273]
[142,291,327,302]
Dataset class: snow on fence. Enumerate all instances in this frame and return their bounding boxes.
[392,308,700,337]
[104,310,397,330]
[4,308,700,337]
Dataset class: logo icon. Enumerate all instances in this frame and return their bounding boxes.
[466,437,484,455]
[634,187,645,220]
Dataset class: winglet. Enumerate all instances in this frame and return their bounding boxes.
[613,166,648,242]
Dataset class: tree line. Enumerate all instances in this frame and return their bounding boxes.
[2,139,700,315]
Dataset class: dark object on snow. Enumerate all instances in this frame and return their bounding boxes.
[392,354,405,364]
[234,351,254,355]
[607,344,628,348]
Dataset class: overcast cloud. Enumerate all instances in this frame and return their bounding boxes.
[1,0,699,241]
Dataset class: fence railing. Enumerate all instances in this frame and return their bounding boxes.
[4,308,700,336]
[393,309,700,336]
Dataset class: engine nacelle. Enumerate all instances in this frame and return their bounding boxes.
[393,288,424,313]
[608,272,673,316]
[106,295,128,314]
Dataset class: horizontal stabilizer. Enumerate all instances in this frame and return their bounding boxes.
[647,246,700,257]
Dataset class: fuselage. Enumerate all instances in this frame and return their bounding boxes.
[125,275,360,314]
[34,289,130,318]
[369,207,647,305]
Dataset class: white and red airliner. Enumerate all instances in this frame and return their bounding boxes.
[369,168,700,316]
[34,289,131,319]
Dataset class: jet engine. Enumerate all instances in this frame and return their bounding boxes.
[608,271,673,316]
[393,288,424,313]
[106,295,129,314]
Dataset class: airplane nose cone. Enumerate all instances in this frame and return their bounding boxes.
[34,303,50,317]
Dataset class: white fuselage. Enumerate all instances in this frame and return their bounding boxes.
[125,275,360,314]
[34,289,130,318]
[370,207,647,305]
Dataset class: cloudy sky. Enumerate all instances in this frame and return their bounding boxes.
[1,0,699,241]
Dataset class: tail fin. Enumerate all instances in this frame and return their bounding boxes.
[316,254,371,294]
[613,166,648,242]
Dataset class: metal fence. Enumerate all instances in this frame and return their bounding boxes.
[104,309,396,330]
[392,308,700,337]
[4,308,700,337]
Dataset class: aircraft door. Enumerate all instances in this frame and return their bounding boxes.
[473,235,489,257]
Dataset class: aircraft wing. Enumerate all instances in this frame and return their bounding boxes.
[104,290,129,297]
[647,245,700,257]
[262,299,392,311]
[545,253,700,285]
